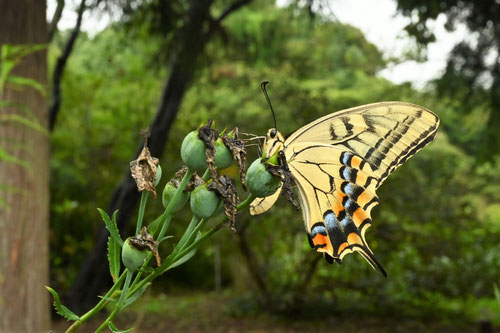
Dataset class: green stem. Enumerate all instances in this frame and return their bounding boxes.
[127,193,256,298]
[154,168,193,239]
[156,215,173,243]
[202,168,210,181]
[118,269,133,307]
[94,307,120,333]
[175,216,200,251]
[136,191,149,234]
[65,271,127,333]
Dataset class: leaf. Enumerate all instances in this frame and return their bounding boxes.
[7,75,46,95]
[108,321,133,333]
[0,146,30,169]
[494,284,500,302]
[45,286,80,321]
[107,236,121,282]
[148,212,168,235]
[169,232,201,270]
[0,114,49,135]
[97,208,124,247]
[122,282,151,310]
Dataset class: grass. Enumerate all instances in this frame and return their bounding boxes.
[51,289,493,332]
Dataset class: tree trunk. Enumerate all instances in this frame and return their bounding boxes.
[0,0,50,331]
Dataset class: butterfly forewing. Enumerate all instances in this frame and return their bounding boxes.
[284,102,440,187]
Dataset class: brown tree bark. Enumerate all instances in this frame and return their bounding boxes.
[0,0,50,332]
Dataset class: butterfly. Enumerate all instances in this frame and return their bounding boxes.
[250,84,440,276]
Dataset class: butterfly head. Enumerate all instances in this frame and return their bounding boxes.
[263,128,285,161]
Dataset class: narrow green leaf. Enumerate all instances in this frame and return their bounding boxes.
[122,282,151,309]
[494,284,500,302]
[97,208,123,247]
[169,232,201,270]
[45,286,80,321]
[7,75,46,95]
[148,211,167,235]
[0,114,49,135]
[108,321,133,333]
[107,236,121,282]
[0,146,30,169]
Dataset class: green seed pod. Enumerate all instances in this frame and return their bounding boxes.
[214,138,233,169]
[245,158,282,197]
[190,183,222,219]
[155,165,162,186]
[162,182,190,213]
[122,237,149,272]
[180,131,208,173]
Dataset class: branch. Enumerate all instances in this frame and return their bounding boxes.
[48,0,65,42]
[234,220,270,301]
[48,0,86,131]
[215,0,252,23]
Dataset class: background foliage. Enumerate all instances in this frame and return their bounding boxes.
[49,0,500,329]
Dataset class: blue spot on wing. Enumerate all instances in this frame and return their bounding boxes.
[342,167,351,181]
[342,152,352,165]
[311,223,327,238]
[324,212,338,232]
[344,183,354,196]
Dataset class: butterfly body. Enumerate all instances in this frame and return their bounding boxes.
[251,102,440,276]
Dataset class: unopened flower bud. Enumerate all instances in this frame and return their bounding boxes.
[245,158,281,197]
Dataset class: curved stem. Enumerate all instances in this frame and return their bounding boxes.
[94,307,120,333]
[65,271,127,333]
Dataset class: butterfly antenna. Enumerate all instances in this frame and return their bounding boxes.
[261,81,277,129]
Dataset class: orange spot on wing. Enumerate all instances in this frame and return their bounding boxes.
[357,190,373,207]
[337,242,349,255]
[352,208,368,227]
[332,199,344,216]
[347,232,362,245]
[351,156,362,169]
[313,234,333,255]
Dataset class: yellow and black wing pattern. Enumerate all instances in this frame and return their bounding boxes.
[284,102,440,275]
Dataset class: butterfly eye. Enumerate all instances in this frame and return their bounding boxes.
[270,129,277,138]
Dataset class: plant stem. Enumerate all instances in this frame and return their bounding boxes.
[136,191,149,234]
[175,216,200,251]
[65,271,127,333]
[94,307,120,333]
[126,193,256,297]
[118,269,133,307]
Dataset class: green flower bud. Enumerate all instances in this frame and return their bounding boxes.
[190,183,222,219]
[180,131,208,173]
[162,182,190,213]
[245,158,281,197]
[155,165,162,186]
[214,138,233,169]
[122,237,149,272]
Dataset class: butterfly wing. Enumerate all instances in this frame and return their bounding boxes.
[285,102,440,187]
[286,143,386,274]
[250,185,282,215]
[284,102,439,274]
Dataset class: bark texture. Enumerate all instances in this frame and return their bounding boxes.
[0,0,50,331]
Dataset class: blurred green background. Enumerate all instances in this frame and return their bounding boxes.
[46,0,500,331]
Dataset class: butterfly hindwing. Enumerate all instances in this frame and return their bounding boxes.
[286,143,386,275]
